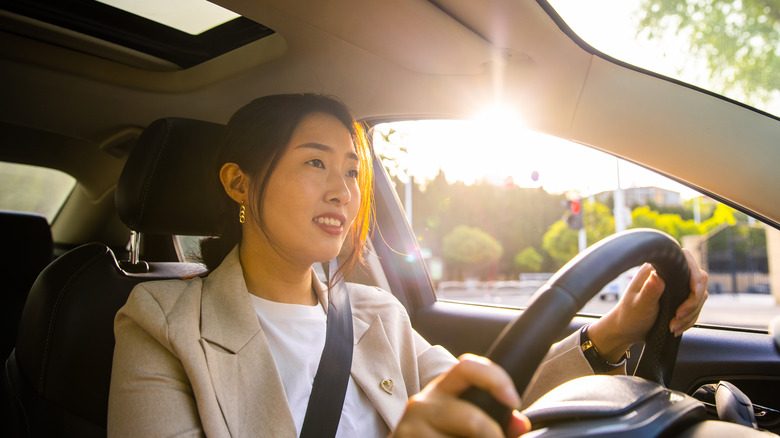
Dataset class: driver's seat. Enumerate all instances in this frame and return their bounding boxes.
[2,118,226,437]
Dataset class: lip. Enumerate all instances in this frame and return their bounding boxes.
[313,212,348,236]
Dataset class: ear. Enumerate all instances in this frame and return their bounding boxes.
[219,162,249,203]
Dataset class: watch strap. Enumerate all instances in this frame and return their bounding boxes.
[580,325,628,374]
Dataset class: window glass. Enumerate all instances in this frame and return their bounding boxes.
[0,162,75,222]
[373,120,780,331]
[174,235,207,263]
[96,0,240,35]
[545,0,780,118]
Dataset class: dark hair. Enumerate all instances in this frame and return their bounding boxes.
[200,93,374,281]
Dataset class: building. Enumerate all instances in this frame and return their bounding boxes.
[595,186,682,208]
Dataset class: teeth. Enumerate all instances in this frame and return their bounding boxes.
[316,217,342,226]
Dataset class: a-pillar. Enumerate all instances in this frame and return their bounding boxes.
[764,224,780,305]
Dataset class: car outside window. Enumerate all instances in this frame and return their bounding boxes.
[372,120,780,331]
[174,235,207,263]
[0,161,75,222]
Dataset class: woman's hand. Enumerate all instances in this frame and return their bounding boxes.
[588,248,709,363]
[392,354,531,438]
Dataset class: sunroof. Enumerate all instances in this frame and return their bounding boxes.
[0,0,275,69]
[95,0,240,35]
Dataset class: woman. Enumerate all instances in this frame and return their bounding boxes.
[108,93,708,438]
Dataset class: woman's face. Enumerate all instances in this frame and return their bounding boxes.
[258,112,360,265]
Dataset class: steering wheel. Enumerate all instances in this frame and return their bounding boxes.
[462,228,691,429]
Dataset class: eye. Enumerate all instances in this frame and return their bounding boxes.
[306,159,325,168]
[346,169,359,178]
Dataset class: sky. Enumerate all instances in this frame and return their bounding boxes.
[374,120,700,200]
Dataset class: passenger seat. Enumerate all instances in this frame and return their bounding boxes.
[2,118,226,438]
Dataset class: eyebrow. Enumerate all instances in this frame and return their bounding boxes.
[296,142,359,161]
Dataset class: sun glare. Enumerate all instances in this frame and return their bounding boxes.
[374,112,700,200]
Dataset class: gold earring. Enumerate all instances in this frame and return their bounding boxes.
[239,202,246,224]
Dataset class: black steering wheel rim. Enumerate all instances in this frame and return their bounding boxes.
[461,228,691,427]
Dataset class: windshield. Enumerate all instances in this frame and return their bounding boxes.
[374,120,780,331]
[545,0,780,118]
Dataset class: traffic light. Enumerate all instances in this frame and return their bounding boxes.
[566,199,583,230]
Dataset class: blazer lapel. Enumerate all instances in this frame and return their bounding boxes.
[312,276,408,431]
[199,248,297,438]
[350,315,409,430]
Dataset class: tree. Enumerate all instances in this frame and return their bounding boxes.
[583,201,615,243]
[630,203,737,242]
[631,205,697,241]
[411,173,563,277]
[442,225,503,279]
[542,200,616,268]
[542,221,579,266]
[515,247,544,273]
[638,0,780,104]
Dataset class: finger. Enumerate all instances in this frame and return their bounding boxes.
[683,249,707,296]
[673,279,707,323]
[669,250,710,335]
[671,289,708,336]
[404,393,506,438]
[633,264,665,306]
[436,354,520,409]
[505,410,532,438]
[392,420,448,438]
[624,263,654,297]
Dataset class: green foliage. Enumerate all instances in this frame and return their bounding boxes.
[638,0,780,104]
[542,200,615,267]
[702,203,738,230]
[515,247,544,273]
[373,126,409,181]
[583,201,615,244]
[442,225,503,279]
[629,202,736,242]
[411,171,564,276]
[542,220,579,266]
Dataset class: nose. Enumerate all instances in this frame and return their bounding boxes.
[325,171,352,205]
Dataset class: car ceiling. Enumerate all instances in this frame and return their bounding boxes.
[1,0,779,231]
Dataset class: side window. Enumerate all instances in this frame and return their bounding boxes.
[174,235,206,263]
[0,161,75,222]
[373,120,780,331]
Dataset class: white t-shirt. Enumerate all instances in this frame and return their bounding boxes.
[250,294,388,438]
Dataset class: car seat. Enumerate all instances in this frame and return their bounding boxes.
[1,118,226,437]
[0,211,53,362]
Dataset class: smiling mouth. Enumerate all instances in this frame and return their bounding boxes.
[314,217,343,227]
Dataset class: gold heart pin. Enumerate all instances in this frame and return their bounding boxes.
[380,378,394,395]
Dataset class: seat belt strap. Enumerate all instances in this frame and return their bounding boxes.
[299,259,354,438]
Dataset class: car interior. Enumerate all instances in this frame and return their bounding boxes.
[1,0,780,436]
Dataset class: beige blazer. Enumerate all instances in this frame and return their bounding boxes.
[108,248,593,437]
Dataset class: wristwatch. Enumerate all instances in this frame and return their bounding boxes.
[580,325,629,373]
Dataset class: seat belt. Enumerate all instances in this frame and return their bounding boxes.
[299,258,354,438]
